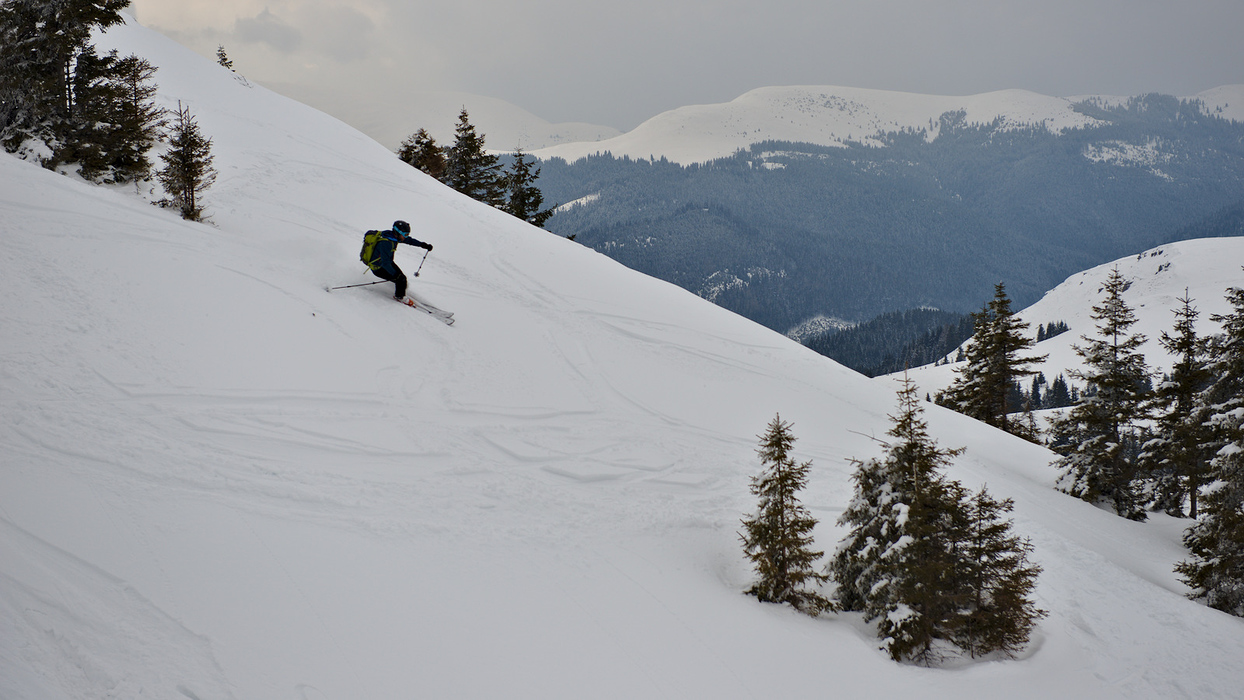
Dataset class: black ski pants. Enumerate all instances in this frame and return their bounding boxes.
[371,264,408,299]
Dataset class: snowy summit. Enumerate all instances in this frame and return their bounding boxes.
[533,83,1244,165]
[3,16,1244,700]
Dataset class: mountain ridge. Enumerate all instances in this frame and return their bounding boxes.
[536,89,1244,333]
[533,84,1244,165]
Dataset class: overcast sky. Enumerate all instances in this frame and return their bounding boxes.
[130,0,1244,132]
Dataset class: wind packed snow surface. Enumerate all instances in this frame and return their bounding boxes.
[2,17,1243,700]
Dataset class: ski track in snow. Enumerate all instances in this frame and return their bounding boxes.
[0,517,236,699]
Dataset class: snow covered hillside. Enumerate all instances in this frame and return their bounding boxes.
[3,18,1244,699]
[901,238,1244,398]
[533,84,1244,165]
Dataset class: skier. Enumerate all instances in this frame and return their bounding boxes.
[362,220,433,302]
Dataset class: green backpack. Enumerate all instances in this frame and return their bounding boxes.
[359,230,383,269]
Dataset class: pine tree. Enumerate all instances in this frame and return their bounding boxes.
[501,147,556,228]
[937,283,1045,438]
[1176,285,1244,617]
[0,0,129,152]
[156,101,216,221]
[1029,373,1046,410]
[1142,291,1213,516]
[1,0,159,184]
[61,44,125,178]
[835,378,1045,663]
[443,108,504,206]
[1045,374,1072,409]
[956,487,1045,657]
[832,377,967,663]
[62,48,160,183]
[113,53,162,179]
[1052,268,1151,520]
[1037,321,1069,343]
[879,473,972,665]
[0,0,57,147]
[829,439,891,613]
[397,127,446,179]
[216,45,234,71]
[739,414,832,615]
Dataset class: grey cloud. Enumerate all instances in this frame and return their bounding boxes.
[306,6,375,63]
[235,8,303,53]
[147,0,1244,132]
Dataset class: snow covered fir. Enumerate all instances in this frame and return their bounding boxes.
[3,9,1244,700]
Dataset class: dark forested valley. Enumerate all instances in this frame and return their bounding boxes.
[537,95,1244,336]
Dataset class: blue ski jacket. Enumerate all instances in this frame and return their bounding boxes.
[370,229,429,276]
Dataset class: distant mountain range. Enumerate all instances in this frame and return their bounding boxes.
[531,85,1244,334]
[532,84,1244,166]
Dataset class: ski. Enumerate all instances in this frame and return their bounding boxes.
[398,296,455,325]
[408,295,453,319]
[325,282,455,325]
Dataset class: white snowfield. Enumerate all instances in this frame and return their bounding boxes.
[533,83,1244,166]
[2,18,1243,700]
[901,237,1244,399]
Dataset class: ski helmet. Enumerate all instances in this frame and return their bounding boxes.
[393,220,411,235]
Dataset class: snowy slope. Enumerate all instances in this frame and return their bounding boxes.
[532,84,1244,166]
[1194,85,1244,123]
[3,18,1244,700]
[901,238,1244,398]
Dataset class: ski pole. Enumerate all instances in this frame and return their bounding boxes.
[413,249,430,277]
[326,280,388,291]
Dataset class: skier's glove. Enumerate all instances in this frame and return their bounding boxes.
[422,243,433,251]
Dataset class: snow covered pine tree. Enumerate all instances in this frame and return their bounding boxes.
[1177,284,1244,617]
[1051,268,1152,520]
[957,487,1045,657]
[0,0,158,181]
[833,377,1043,663]
[1142,291,1214,517]
[937,282,1045,440]
[832,377,969,663]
